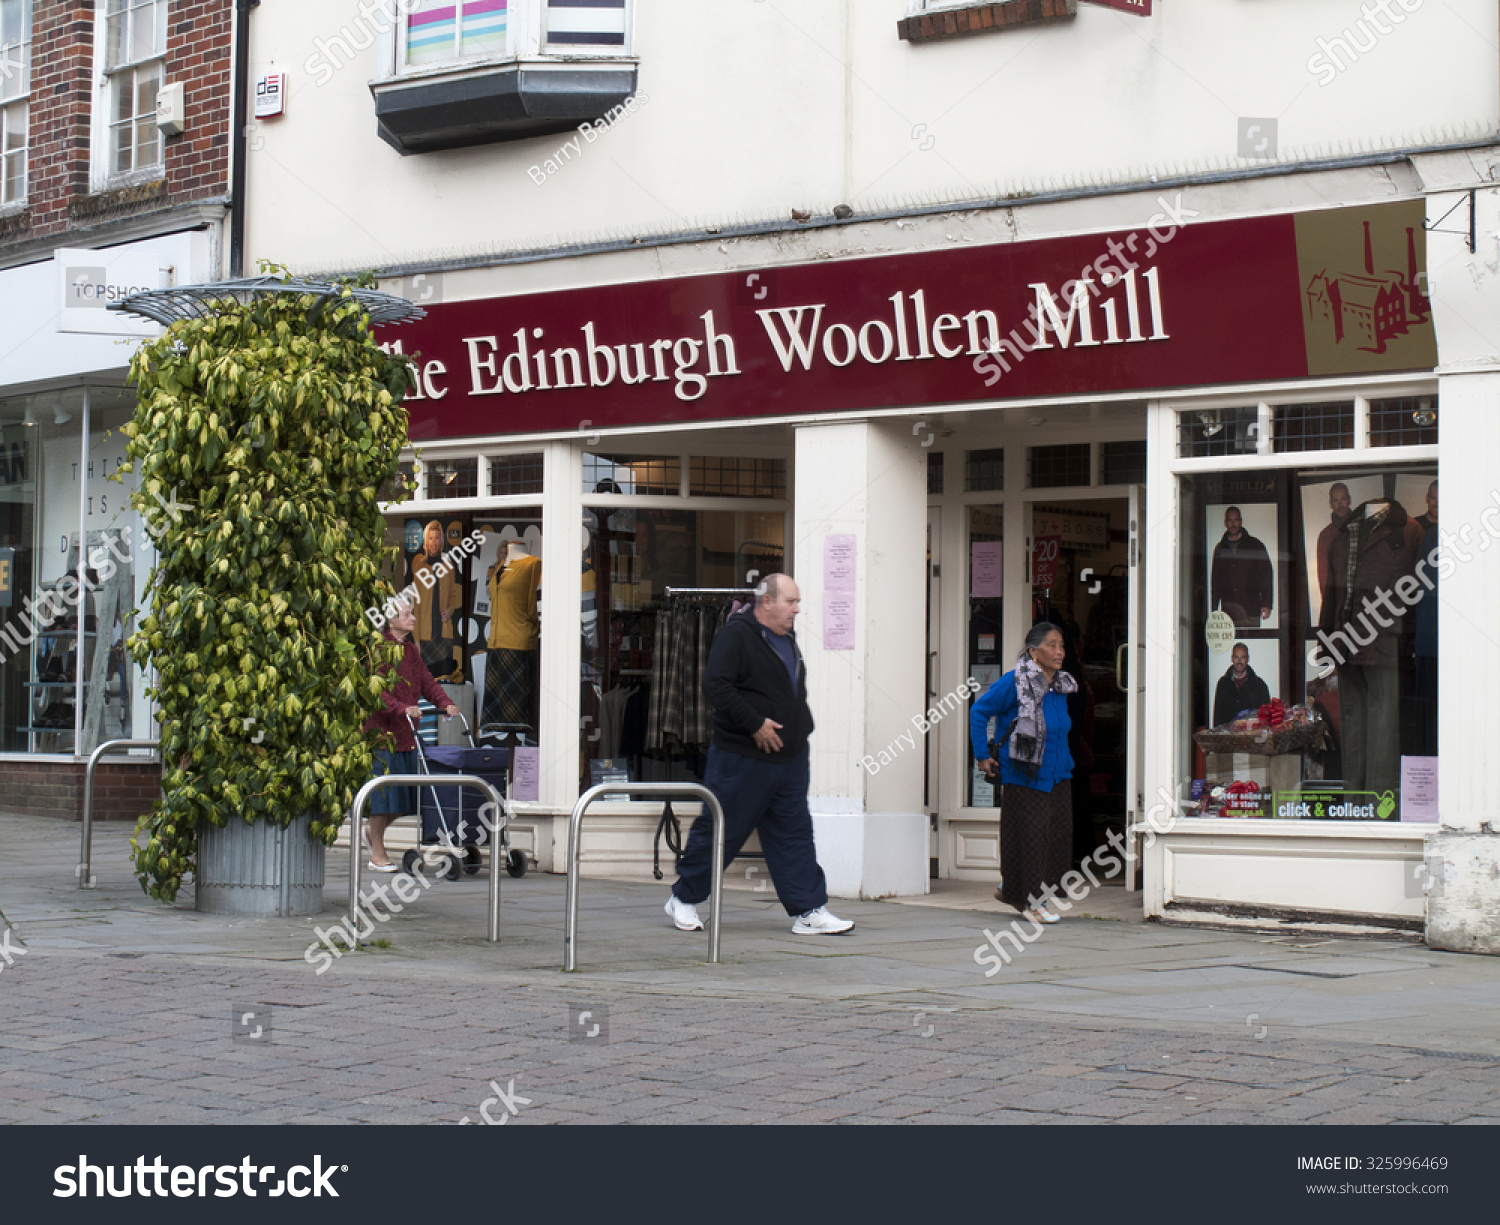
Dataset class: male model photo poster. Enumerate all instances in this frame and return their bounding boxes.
[1206,501,1279,630]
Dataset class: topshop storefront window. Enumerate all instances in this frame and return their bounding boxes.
[0,386,152,756]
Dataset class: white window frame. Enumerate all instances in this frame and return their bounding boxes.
[91,0,168,190]
[378,0,634,81]
[1,0,30,208]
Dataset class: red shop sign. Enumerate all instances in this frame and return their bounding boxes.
[380,199,1435,441]
[1032,536,1061,589]
[1080,0,1152,15]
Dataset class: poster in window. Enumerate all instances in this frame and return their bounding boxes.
[1205,501,1279,631]
[1207,638,1281,730]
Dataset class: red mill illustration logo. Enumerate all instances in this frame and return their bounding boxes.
[1295,200,1438,375]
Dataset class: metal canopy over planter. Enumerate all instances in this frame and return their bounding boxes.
[107,276,426,330]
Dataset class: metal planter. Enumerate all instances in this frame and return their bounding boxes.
[195,814,326,916]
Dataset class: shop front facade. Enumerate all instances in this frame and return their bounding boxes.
[0,228,222,817]
[366,169,1498,946]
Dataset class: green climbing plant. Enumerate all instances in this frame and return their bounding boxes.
[120,276,416,902]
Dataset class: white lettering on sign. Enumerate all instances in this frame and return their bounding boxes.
[430,268,1171,406]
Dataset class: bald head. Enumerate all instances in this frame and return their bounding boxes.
[755,573,800,635]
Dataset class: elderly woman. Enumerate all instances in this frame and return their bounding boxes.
[363,597,459,871]
[970,622,1077,925]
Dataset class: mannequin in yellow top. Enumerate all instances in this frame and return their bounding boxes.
[483,539,541,730]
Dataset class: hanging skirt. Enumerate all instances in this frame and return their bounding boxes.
[484,648,538,729]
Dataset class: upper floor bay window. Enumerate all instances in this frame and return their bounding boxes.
[400,0,510,69]
[100,0,167,180]
[0,0,30,205]
[374,0,637,153]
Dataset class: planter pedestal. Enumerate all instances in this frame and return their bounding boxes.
[196,814,326,916]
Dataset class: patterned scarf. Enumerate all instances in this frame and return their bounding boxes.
[1010,647,1078,771]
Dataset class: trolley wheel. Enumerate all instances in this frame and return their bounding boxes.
[401,849,424,877]
[463,845,483,876]
[441,852,462,882]
[506,849,528,878]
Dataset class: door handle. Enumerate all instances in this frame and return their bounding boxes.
[927,651,938,699]
[1115,643,1128,692]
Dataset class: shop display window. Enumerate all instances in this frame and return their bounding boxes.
[0,388,151,756]
[381,508,543,751]
[1178,463,1439,822]
[580,506,785,789]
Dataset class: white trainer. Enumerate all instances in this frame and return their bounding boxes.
[791,906,854,935]
[664,893,704,931]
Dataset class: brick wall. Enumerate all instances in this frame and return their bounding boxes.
[0,759,162,821]
[898,0,1078,43]
[5,0,233,247]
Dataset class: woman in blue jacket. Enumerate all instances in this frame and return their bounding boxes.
[970,622,1076,924]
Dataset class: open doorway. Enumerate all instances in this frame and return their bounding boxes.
[1028,498,1136,885]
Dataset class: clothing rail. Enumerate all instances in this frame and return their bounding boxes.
[663,587,758,596]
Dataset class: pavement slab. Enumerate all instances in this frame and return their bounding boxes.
[3,812,1499,1124]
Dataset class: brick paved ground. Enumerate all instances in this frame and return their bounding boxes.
[2,814,1498,1125]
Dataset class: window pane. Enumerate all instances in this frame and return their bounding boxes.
[1272,401,1354,453]
[583,453,679,496]
[546,0,627,47]
[114,69,134,123]
[965,447,1004,492]
[134,114,158,168]
[105,9,126,68]
[688,456,785,499]
[1028,443,1091,489]
[406,1,458,65]
[966,505,1004,806]
[1177,406,1260,458]
[1369,396,1438,448]
[112,121,132,173]
[1100,440,1146,486]
[0,0,29,102]
[3,148,21,203]
[130,0,156,62]
[136,64,159,113]
[459,0,507,56]
[488,453,543,496]
[1177,464,1438,822]
[426,457,478,499]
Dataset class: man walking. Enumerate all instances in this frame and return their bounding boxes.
[665,574,854,936]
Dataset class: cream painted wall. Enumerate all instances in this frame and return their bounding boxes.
[243,0,1498,276]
